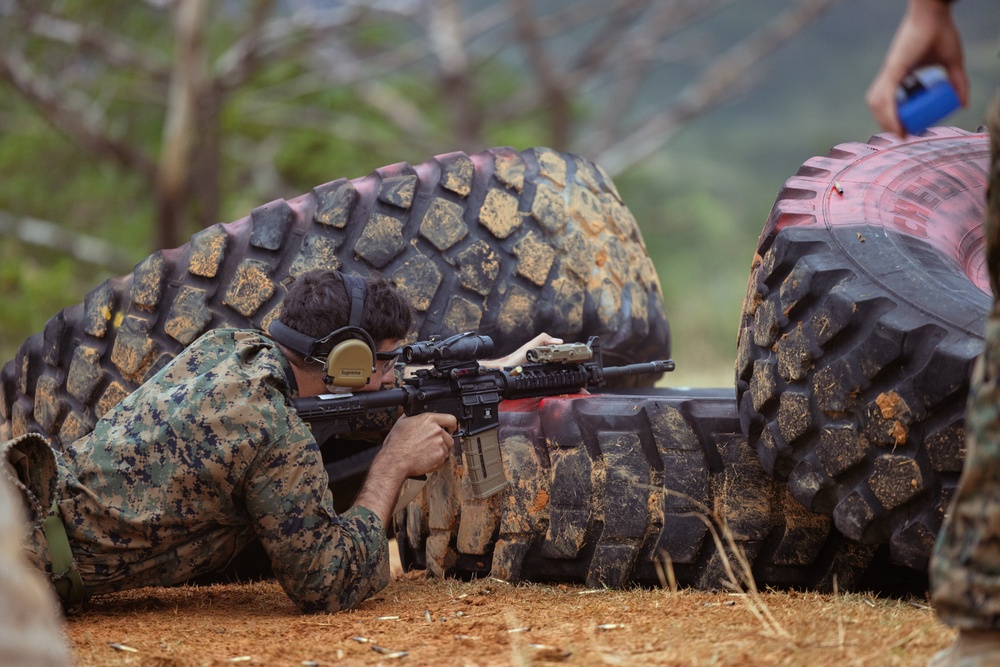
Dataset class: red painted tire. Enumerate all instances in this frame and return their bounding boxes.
[737,127,991,570]
[396,389,912,593]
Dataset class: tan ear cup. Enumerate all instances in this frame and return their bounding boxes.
[325,338,375,388]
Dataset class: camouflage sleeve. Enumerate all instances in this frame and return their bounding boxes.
[242,420,389,614]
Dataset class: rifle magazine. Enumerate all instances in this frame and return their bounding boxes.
[461,428,508,499]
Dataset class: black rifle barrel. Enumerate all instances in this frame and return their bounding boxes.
[601,359,675,382]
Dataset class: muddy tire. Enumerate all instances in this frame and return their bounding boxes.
[736,127,991,571]
[396,389,895,593]
[0,146,669,464]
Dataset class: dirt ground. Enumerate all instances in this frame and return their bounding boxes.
[64,547,954,667]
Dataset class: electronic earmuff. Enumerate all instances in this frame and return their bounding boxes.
[268,273,377,389]
[322,274,376,389]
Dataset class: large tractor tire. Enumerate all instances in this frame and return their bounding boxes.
[736,127,991,572]
[0,145,669,469]
[396,389,912,594]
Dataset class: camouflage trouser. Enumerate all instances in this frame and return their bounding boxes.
[931,93,1000,630]
[0,468,71,666]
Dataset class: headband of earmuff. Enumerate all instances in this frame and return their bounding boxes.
[268,272,376,389]
[342,273,365,329]
[324,274,376,388]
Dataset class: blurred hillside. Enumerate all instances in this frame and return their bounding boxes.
[619,0,997,385]
[0,0,995,387]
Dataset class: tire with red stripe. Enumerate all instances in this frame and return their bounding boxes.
[395,389,920,594]
[736,127,991,570]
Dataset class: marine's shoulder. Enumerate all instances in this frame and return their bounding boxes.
[154,327,288,389]
[179,327,276,359]
[189,327,269,348]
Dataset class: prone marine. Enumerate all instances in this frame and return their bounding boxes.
[1,269,555,614]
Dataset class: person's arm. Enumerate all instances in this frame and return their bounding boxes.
[401,332,565,379]
[481,332,564,369]
[866,0,968,136]
[244,411,455,613]
[243,423,387,613]
[352,412,457,525]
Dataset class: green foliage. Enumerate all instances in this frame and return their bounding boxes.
[0,92,150,363]
[0,243,116,362]
[350,18,410,53]
[615,151,772,387]
[0,120,152,242]
[265,83,423,190]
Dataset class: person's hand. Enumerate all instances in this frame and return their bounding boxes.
[484,333,564,369]
[354,412,457,524]
[380,412,457,478]
[866,0,968,136]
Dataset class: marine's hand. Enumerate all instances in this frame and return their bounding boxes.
[381,412,457,478]
[866,0,967,136]
[485,333,564,368]
[355,412,457,524]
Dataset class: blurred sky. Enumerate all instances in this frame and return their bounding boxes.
[637,0,998,386]
[671,0,997,190]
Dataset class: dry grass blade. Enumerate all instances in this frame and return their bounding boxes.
[507,610,531,667]
[654,548,678,593]
[834,575,845,651]
[647,483,792,639]
[860,621,950,664]
[700,509,792,640]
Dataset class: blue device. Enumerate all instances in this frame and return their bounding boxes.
[897,67,961,135]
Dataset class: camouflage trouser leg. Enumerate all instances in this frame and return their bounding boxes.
[931,93,1000,630]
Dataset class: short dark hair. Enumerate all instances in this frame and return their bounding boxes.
[279,270,414,351]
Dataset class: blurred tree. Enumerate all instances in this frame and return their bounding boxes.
[0,0,842,252]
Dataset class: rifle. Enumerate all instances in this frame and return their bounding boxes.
[292,332,674,499]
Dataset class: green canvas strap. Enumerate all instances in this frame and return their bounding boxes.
[41,499,86,608]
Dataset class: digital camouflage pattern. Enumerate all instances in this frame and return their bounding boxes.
[931,94,1000,630]
[2,328,390,614]
[0,467,71,666]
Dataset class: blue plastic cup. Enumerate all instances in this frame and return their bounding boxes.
[896,66,961,135]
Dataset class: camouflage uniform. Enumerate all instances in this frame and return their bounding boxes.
[931,94,1000,629]
[0,328,390,614]
[0,472,72,666]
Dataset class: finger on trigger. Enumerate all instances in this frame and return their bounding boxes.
[436,412,458,432]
